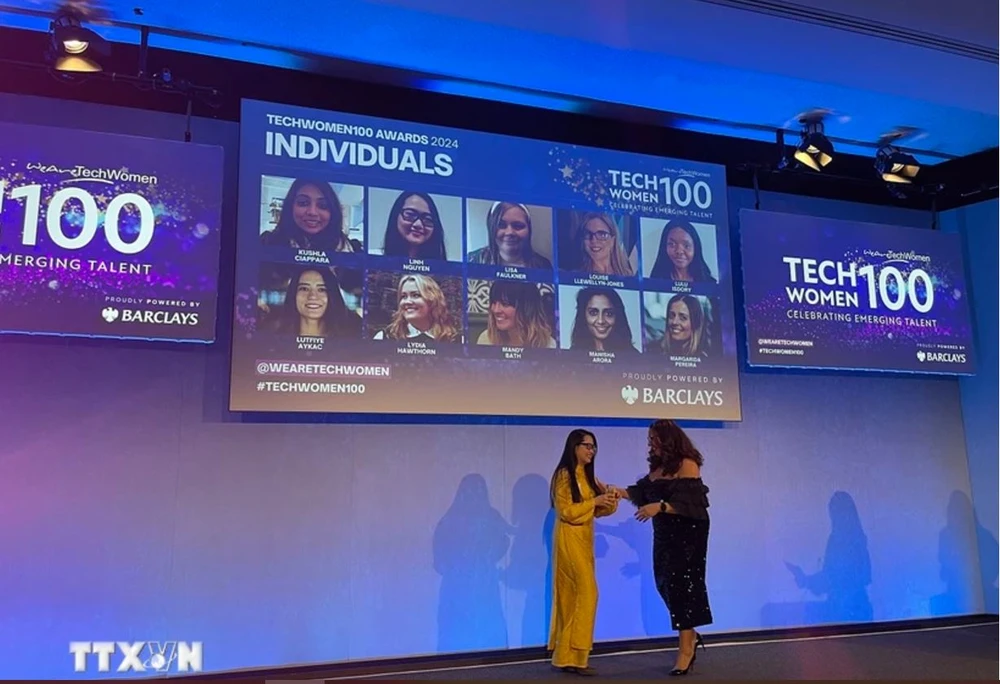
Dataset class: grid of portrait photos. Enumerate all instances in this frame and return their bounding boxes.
[253,175,726,368]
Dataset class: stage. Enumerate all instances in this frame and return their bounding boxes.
[254,621,997,682]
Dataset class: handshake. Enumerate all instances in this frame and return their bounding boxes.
[595,485,629,508]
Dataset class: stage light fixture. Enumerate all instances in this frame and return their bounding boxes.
[874,127,923,184]
[875,146,921,184]
[48,13,109,72]
[793,116,834,171]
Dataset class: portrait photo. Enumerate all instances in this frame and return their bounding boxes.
[366,271,465,343]
[557,285,642,353]
[555,209,638,277]
[468,279,557,348]
[639,218,719,284]
[367,187,463,262]
[642,291,721,359]
[256,263,364,340]
[259,175,365,252]
[466,199,554,270]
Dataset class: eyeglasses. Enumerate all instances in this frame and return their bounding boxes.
[400,208,435,227]
[578,443,597,451]
[583,230,612,242]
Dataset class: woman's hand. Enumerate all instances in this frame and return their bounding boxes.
[609,485,630,500]
[634,503,661,522]
[594,492,617,508]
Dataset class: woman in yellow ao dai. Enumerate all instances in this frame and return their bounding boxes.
[548,428,620,676]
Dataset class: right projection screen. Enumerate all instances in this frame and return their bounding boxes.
[739,209,976,375]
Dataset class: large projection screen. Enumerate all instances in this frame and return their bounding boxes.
[230,99,743,420]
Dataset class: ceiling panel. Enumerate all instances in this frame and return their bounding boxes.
[782,0,997,46]
[0,0,995,160]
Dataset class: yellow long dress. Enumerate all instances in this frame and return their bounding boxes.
[548,466,619,669]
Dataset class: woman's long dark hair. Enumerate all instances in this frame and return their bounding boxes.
[278,267,355,337]
[269,179,347,250]
[550,429,600,504]
[381,191,447,260]
[647,419,704,476]
[570,286,637,352]
[649,220,716,283]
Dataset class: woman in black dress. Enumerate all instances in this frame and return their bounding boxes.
[610,419,712,676]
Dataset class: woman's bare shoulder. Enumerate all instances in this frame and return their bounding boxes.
[677,458,702,478]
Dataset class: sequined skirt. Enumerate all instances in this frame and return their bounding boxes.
[652,515,713,631]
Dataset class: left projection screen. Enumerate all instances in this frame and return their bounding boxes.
[0,122,224,343]
[229,99,743,421]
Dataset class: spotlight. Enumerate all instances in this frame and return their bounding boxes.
[875,147,920,183]
[793,113,834,171]
[874,127,922,184]
[48,12,109,72]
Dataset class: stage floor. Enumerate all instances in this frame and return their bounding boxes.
[322,623,998,681]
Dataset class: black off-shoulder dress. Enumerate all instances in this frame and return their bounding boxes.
[626,476,713,631]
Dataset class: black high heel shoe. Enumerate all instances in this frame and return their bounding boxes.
[669,650,696,677]
[669,634,705,676]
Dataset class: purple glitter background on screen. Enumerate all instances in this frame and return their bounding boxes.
[0,122,223,325]
[740,210,976,371]
[746,247,971,349]
[235,288,260,338]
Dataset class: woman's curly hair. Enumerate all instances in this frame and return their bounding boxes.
[647,419,704,476]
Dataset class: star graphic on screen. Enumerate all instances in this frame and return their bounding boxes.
[560,165,573,178]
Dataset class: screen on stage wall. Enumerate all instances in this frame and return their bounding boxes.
[740,209,976,375]
[0,122,224,342]
[230,99,742,420]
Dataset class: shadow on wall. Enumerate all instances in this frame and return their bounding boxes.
[930,490,999,616]
[761,491,873,627]
[596,517,672,637]
[432,474,513,653]
[433,472,614,652]
[505,474,556,647]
